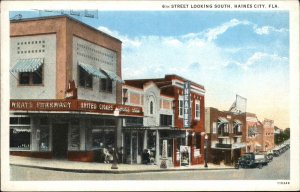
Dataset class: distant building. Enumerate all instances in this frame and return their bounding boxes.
[245,113,275,153]
[123,75,206,166]
[205,107,246,165]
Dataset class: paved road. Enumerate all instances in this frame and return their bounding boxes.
[10,149,289,180]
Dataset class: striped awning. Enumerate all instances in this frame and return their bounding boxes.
[101,68,124,83]
[218,117,229,124]
[78,62,107,79]
[10,58,44,73]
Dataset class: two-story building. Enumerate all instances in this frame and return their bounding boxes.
[122,75,206,167]
[205,107,246,165]
[9,15,143,162]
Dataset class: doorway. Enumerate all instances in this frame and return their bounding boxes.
[52,123,68,159]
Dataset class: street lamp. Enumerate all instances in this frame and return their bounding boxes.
[204,134,208,168]
[111,107,120,169]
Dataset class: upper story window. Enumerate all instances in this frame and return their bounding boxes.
[160,114,172,126]
[100,78,112,93]
[19,66,43,85]
[10,58,44,86]
[195,100,200,120]
[79,66,93,88]
[179,99,183,117]
[150,101,154,114]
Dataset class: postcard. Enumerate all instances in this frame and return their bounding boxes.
[1,0,299,191]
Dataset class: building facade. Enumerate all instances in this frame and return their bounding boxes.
[9,15,143,161]
[123,75,206,166]
[245,113,274,153]
[205,107,246,165]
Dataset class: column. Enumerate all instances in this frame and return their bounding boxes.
[143,130,148,149]
[116,118,122,149]
[155,129,160,164]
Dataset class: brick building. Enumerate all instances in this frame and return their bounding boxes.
[205,107,247,165]
[123,75,206,166]
[9,15,143,161]
[246,113,274,153]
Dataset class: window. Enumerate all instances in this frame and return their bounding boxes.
[160,114,172,126]
[150,101,154,114]
[19,66,43,85]
[212,122,217,134]
[69,119,80,150]
[10,117,31,150]
[179,99,183,117]
[100,78,112,92]
[79,66,93,88]
[195,100,200,120]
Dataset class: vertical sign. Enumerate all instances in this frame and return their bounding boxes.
[183,81,191,128]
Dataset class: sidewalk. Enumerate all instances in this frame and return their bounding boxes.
[10,155,234,174]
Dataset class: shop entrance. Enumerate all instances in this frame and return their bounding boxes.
[52,123,68,159]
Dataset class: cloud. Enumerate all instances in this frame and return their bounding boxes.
[98,26,142,48]
[205,19,250,41]
[239,52,288,70]
[254,25,288,35]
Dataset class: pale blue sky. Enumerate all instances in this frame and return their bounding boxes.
[10,10,290,128]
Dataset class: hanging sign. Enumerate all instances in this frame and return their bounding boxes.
[183,81,191,128]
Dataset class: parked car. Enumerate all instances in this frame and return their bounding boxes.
[235,153,268,169]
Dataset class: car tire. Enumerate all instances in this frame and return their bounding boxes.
[258,164,262,169]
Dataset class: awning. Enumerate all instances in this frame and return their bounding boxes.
[78,62,107,79]
[218,117,229,124]
[234,120,242,124]
[101,68,124,83]
[10,58,44,72]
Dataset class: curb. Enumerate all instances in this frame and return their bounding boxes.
[10,163,235,174]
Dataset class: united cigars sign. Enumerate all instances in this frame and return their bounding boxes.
[183,81,191,128]
[10,99,143,117]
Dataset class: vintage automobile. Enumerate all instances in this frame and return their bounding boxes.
[235,153,268,169]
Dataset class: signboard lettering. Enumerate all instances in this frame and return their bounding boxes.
[183,81,191,128]
[10,99,143,116]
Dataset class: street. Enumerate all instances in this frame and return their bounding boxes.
[10,149,289,180]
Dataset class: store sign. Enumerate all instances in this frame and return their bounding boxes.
[10,99,143,117]
[183,81,191,128]
[194,148,200,157]
[65,80,77,99]
[180,145,191,166]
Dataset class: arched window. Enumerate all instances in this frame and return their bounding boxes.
[150,101,153,114]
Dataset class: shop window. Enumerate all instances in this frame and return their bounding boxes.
[195,101,200,120]
[125,117,143,126]
[160,114,172,126]
[10,116,31,150]
[79,66,93,88]
[19,66,43,85]
[92,129,114,149]
[69,119,80,150]
[100,78,112,93]
[138,131,144,156]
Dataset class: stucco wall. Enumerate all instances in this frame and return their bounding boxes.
[10,34,57,99]
[73,36,117,103]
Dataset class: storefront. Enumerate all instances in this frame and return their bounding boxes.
[10,99,143,162]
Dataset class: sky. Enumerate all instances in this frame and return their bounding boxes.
[10,10,290,128]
